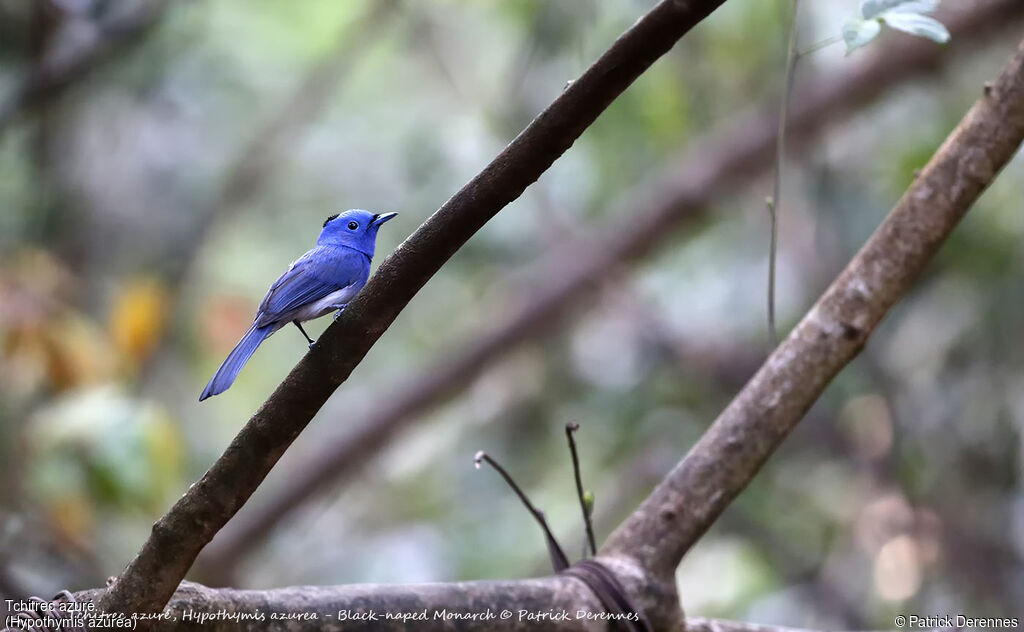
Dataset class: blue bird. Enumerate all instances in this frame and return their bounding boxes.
[199,209,397,401]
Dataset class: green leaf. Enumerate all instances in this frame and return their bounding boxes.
[861,0,939,20]
[881,12,950,43]
[842,18,882,55]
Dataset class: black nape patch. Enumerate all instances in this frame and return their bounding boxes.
[323,213,339,227]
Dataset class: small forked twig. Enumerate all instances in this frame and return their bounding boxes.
[474,451,570,572]
[565,422,597,557]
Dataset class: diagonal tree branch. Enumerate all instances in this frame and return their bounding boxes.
[197,0,1024,574]
[602,36,1024,578]
[96,0,730,619]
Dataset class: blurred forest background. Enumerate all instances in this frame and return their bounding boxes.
[1,0,1022,629]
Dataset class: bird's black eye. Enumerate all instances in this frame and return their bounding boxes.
[347,221,359,230]
[323,213,339,227]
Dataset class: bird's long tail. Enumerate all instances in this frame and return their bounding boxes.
[199,323,274,401]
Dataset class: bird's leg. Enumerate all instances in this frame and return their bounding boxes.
[293,321,315,348]
[334,306,347,321]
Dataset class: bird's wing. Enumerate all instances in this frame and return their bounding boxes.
[255,246,369,326]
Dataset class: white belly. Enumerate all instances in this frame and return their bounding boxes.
[290,284,362,322]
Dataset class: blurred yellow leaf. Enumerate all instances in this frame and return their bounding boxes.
[48,314,115,389]
[48,495,94,551]
[110,277,168,369]
[1,248,115,394]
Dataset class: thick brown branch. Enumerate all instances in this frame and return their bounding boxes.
[603,38,1024,577]
[197,0,1024,574]
[82,578,605,632]
[73,580,911,632]
[97,0,729,619]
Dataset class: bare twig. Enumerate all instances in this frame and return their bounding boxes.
[96,0,729,619]
[565,423,597,557]
[796,35,842,57]
[197,0,1024,574]
[474,451,570,572]
[765,197,780,346]
[603,37,1024,577]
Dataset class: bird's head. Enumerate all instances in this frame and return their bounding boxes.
[317,209,398,257]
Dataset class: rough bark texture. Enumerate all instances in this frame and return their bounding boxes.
[97,0,729,619]
[71,580,924,632]
[603,38,1024,578]
[197,0,1024,575]
[82,579,606,632]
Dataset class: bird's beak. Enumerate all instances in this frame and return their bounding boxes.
[371,212,398,227]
